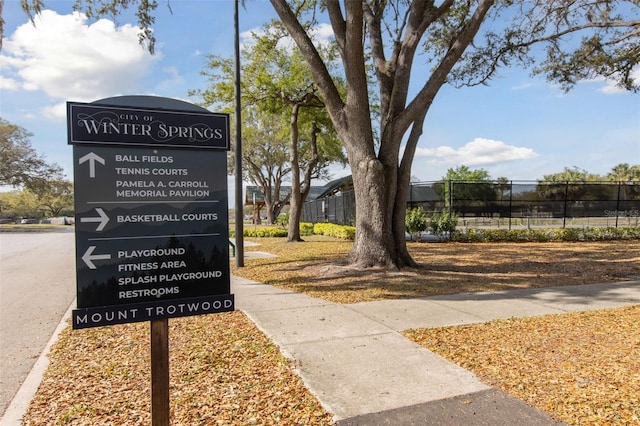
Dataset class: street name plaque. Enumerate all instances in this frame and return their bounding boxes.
[68,98,233,329]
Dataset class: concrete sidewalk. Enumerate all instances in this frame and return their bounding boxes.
[233,277,640,424]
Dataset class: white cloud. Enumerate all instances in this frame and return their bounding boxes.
[0,10,159,107]
[310,23,334,46]
[587,67,640,95]
[159,66,184,88]
[415,138,538,166]
[0,75,19,90]
[599,82,625,95]
[241,22,334,53]
[42,102,67,120]
[240,28,262,49]
[510,82,534,91]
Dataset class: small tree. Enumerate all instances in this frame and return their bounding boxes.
[195,27,345,231]
[241,109,291,224]
[405,207,428,242]
[439,166,496,214]
[607,163,640,183]
[0,189,39,220]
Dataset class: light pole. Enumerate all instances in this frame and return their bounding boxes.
[234,0,244,267]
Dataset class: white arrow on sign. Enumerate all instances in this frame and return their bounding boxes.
[82,246,111,269]
[78,152,105,178]
[80,208,110,231]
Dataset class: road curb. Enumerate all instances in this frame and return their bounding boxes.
[0,300,75,426]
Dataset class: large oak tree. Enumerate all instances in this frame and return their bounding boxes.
[269,0,639,268]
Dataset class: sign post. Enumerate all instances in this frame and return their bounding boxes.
[151,318,170,426]
[68,96,234,424]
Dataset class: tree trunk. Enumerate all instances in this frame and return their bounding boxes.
[270,0,493,270]
[267,201,285,225]
[347,159,418,269]
[288,121,319,242]
[391,108,429,268]
[345,145,399,268]
[343,110,423,269]
[287,104,303,241]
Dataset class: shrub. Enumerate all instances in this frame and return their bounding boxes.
[405,207,429,242]
[300,222,315,236]
[429,210,459,240]
[313,223,356,240]
[243,227,288,238]
[550,228,581,241]
[240,222,316,238]
[528,229,552,242]
[621,227,640,239]
[456,229,483,242]
[453,226,640,243]
[276,213,289,228]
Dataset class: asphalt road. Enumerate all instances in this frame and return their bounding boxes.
[0,230,76,417]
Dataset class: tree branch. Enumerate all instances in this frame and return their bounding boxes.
[270,0,346,128]
[399,0,495,134]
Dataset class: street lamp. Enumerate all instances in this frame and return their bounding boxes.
[234,0,244,267]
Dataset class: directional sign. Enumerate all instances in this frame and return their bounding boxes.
[82,246,112,270]
[69,99,233,329]
[78,152,105,178]
[80,208,110,231]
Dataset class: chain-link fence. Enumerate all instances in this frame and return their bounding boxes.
[301,190,356,225]
[301,181,640,229]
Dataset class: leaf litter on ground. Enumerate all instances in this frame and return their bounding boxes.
[235,238,640,304]
[21,238,640,425]
[404,305,640,425]
[22,312,333,425]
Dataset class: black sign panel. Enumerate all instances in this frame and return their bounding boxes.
[68,102,229,150]
[69,100,233,329]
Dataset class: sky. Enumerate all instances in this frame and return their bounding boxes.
[1,0,639,206]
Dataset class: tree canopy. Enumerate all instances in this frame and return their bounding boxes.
[193,22,346,233]
[607,163,640,182]
[542,166,603,183]
[0,117,63,191]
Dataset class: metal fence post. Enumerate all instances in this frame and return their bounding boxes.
[615,182,622,228]
[448,180,453,217]
[509,180,513,231]
[563,181,569,228]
